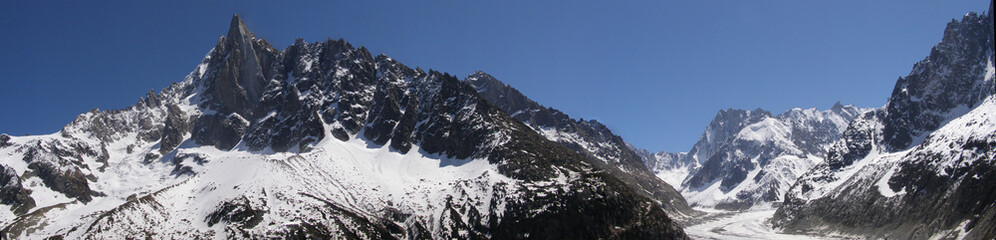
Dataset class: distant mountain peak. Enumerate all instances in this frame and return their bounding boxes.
[831,101,844,110]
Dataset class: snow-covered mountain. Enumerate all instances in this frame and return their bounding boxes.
[633,150,688,192]
[465,72,694,217]
[0,15,688,239]
[773,8,995,239]
[638,104,866,210]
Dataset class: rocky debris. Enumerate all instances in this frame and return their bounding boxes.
[76,185,196,239]
[142,152,160,164]
[170,153,208,176]
[206,196,266,229]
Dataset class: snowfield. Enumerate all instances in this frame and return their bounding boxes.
[0,128,520,239]
[683,208,853,240]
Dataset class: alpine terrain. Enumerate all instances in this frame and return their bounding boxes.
[773,7,995,239]
[465,72,694,217]
[0,15,689,239]
[2,2,995,240]
[640,104,867,210]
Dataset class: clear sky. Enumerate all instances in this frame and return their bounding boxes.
[0,1,989,152]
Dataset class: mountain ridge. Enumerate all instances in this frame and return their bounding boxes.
[637,103,867,210]
[773,9,994,239]
[0,14,688,239]
[465,71,695,217]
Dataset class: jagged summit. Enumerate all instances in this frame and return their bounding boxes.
[637,102,869,210]
[0,15,689,239]
[227,14,255,41]
[831,101,844,111]
[774,9,994,239]
[196,14,277,142]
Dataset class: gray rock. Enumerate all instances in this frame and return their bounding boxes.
[466,71,694,216]
[775,9,995,238]
[159,104,189,154]
[0,164,35,215]
[192,113,248,151]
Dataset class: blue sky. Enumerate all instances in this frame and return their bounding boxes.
[0,1,989,152]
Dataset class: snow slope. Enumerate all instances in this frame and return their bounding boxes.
[0,15,688,239]
[1,128,516,239]
[648,105,866,210]
[775,9,994,239]
[684,208,854,240]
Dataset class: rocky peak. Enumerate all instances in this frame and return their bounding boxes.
[666,102,868,209]
[200,14,276,117]
[881,10,993,151]
[0,15,695,239]
[466,71,505,91]
[227,14,255,42]
[687,108,770,164]
[774,8,995,237]
[465,71,545,123]
[831,101,844,112]
[141,89,160,107]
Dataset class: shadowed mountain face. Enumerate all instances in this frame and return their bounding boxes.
[774,9,995,239]
[0,15,688,239]
[466,72,694,217]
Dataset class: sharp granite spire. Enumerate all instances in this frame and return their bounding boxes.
[206,14,275,116]
[227,14,256,42]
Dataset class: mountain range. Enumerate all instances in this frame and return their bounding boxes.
[0,15,687,239]
[639,104,867,210]
[773,9,994,239]
[1,3,994,239]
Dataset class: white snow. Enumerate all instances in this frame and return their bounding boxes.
[663,105,869,209]
[684,208,854,240]
[918,95,996,174]
[654,164,690,188]
[874,161,906,197]
[736,118,793,148]
[0,119,518,239]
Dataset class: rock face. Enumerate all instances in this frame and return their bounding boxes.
[637,108,774,191]
[687,109,773,167]
[159,105,189,155]
[773,10,994,239]
[639,105,865,210]
[193,15,278,151]
[0,15,687,239]
[466,71,694,216]
[0,164,33,215]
